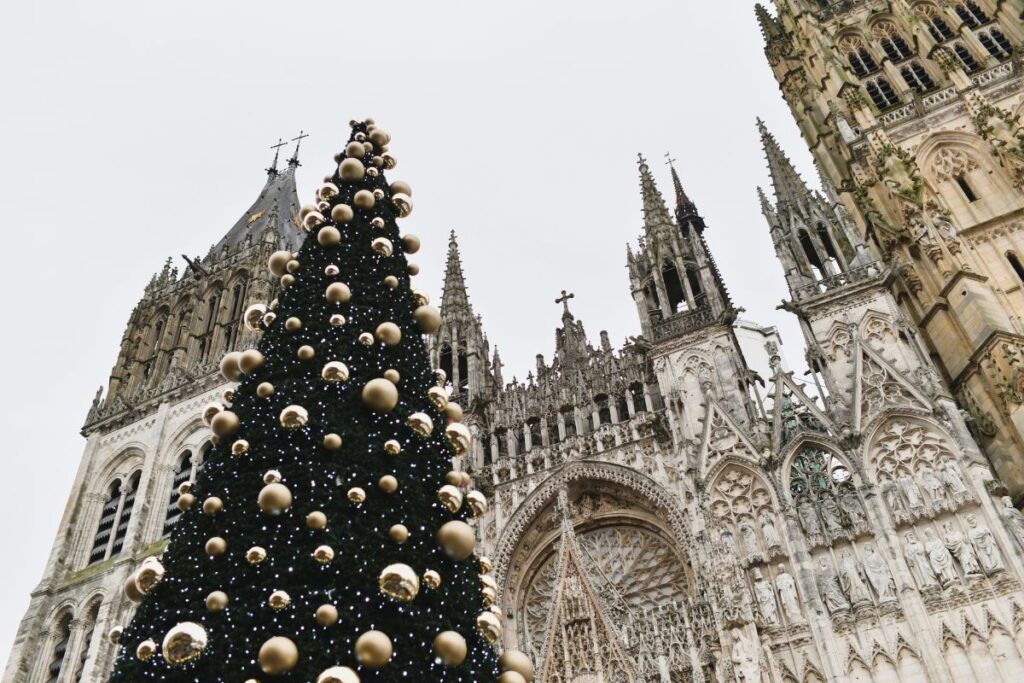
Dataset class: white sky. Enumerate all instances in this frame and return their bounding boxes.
[0,0,820,663]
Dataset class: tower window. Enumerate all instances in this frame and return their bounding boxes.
[901,61,936,93]
[73,603,100,683]
[865,77,900,109]
[226,282,246,350]
[514,426,526,455]
[46,614,72,683]
[561,407,578,437]
[595,394,612,425]
[495,429,509,457]
[955,1,990,28]
[847,48,879,77]
[439,344,454,389]
[527,418,542,449]
[1008,252,1024,282]
[953,42,981,71]
[978,29,1012,60]
[798,229,825,279]
[616,394,630,422]
[547,416,561,444]
[955,174,978,201]
[457,350,469,394]
[816,223,842,262]
[880,34,913,62]
[89,481,122,564]
[630,383,647,414]
[111,471,142,556]
[662,262,687,313]
[164,451,193,535]
[686,266,704,301]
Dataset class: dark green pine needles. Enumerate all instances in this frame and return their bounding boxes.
[108,119,502,682]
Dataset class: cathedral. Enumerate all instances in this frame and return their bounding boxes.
[5,1,1024,681]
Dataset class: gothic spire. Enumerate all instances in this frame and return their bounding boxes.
[758,118,811,210]
[668,157,700,225]
[211,157,303,255]
[637,153,676,241]
[754,3,784,41]
[441,230,472,312]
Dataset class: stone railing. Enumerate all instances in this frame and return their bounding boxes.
[793,261,882,301]
[922,86,956,111]
[879,103,916,127]
[652,307,717,341]
[972,62,1014,88]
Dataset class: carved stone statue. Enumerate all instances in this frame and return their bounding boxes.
[904,532,937,588]
[965,514,1004,575]
[940,461,971,504]
[919,467,947,509]
[999,496,1024,552]
[883,480,908,517]
[840,489,867,528]
[943,522,981,576]
[816,556,850,614]
[897,472,924,515]
[729,628,763,683]
[839,550,872,606]
[862,545,897,602]
[775,565,803,623]
[721,529,738,555]
[924,528,958,586]
[739,521,760,557]
[759,512,781,550]
[797,499,822,538]
[821,495,845,535]
[751,569,778,626]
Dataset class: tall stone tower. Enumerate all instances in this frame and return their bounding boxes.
[3,151,302,683]
[757,0,1024,498]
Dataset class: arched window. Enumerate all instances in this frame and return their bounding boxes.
[789,445,866,542]
[686,266,703,301]
[595,394,612,425]
[495,428,509,457]
[527,418,542,449]
[46,613,72,683]
[164,451,193,534]
[630,383,647,414]
[197,291,221,362]
[73,602,100,682]
[561,407,578,438]
[225,282,246,350]
[458,349,469,394]
[645,279,662,319]
[876,25,913,62]
[839,35,879,77]
[955,174,978,201]
[798,229,825,279]
[901,61,935,93]
[89,481,122,564]
[952,42,981,71]
[515,426,526,455]
[1007,252,1024,282]
[481,434,492,465]
[111,471,141,556]
[978,28,1012,60]
[616,394,630,422]
[439,344,454,389]
[954,1,990,27]
[661,262,686,313]
[865,77,900,109]
[547,416,561,444]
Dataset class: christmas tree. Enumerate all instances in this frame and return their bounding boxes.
[109,120,534,683]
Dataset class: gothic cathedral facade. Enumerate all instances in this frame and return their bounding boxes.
[6,2,1024,681]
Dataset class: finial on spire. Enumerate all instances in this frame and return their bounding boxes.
[665,152,699,222]
[555,289,575,316]
[757,118,810,209]
[267,138,288,176]
[288,130,309,167]
[441,230,472,311]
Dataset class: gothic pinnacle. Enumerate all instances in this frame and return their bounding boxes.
[757,118,811,210]
[637,153,676,237]
[754,4,784,41]
[440,229,471,312]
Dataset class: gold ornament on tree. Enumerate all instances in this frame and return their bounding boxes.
[258,637,299,675]
[162,622,208,666]
[136,639,157,662]
[476,611,502,644]
[433,631,467,666]
[438,521,475,560]
[317,667,360,683]
[407,412,434,436]
[355,630,393,668]
[280,405,309,428]
[499,650,535,682]
[246,546,267,564]
[206,591,229,612]
[258,482,293,514]
[268,590,291,610]
[379,563,419,601]
[362,378,399,412]
[315,604,339,626]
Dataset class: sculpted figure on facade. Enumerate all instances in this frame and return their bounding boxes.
[904,531,937,589]
[861,545,897,603]
[966,514,1005,576]
[752,568,779,627]
[839,550,873,607]
[816,555,850,614]
[1000,496,1024,553]
[924,528,959,587]
[943,521,982,577]
[775,565,803,624]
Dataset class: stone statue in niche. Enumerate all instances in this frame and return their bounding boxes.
[839,550,873,606]
[999,496,1024,552]
[739,521,760,558]
[721,528,739,556]
[898,472,925,516]
[775,565,803,623]
[759,512,781,550]
[816,555,851,614]
[821,495,845,536]
[940,461,971,504]
[919,467,947,509]
[798,499,822,538]
[729,628,763,683]
[904,531,937,588]
[840,489,867,528]
[883,480,908,519]
[924,528,958,586]
[862,545,897,602]
[751,568,779,626]
[965,514,1004,575]
[943,521,982,577]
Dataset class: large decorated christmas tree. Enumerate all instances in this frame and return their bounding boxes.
[109,120,534,683]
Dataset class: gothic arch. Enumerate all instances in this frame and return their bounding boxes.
[704,460,787,563]
[862,412,962,482]
[917,132,1016,200]
[779,437,860,496]
[493,461,693,587]
[90,445,146,495]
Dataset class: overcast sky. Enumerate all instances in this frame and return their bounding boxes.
[0,0,820,662]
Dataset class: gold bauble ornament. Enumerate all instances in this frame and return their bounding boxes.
[285,316,302,332]
[317,181,339,201]
[286,258,301,273]
[445,401,464,422]
[162,622,208,665]
[414,305,442,333]
[178,482,192,495]
[246,546,267,564]
[232,439,250,455]
[346,141,365,157]
[479,555,493,574]
[268,250,292,277]
[460,471,472,486]
[258,636,299,674]
[401,233,421,254]
[389,524,409,543]
[324,433,343,449]
[202,496,223,516]
[210,410,239,438]
[391,193,413,218]
[268,590,291,610]
[369,127,391,147]
[219,351,244,381]
[317,200,330,212]
[438,485,463,513]
[362,378,399,412]
[263,469,282,484]
[339,157,365,181]
[412,289,429,307]
[427,386,449,411]
[423,569,441,589]
[466,490,488,517]
[355,630,393,668]
[281,274,296,288]
[313,545,335,564]
[384,275,399,289]
[378,475,399,493]
[331,203,354,224]
[498,673,528,683]
[136,639,157,661]
[108,626,123,644]
[353,189,375,209]
[445,422,472,455]
[244,303,268,331]
[297,345,315,360]
[445,471,462,486]
[499,650,535,681]
[381,152,397,169]
[375,322,401,346]
[477,611,502,644]
[347,487,366,504]
[263,311,277,327]
[325,282,352,303]
[258,482,293,514]
[321,361,350,383]
[177,492,195,511]
[318,226,342,247]
[383,368,401,383]
[206,590,229,612]
[433,631,467,666]
[315,604,339,626]
[407,262,420,275]
[379,563,419,601]
[435,368,447,386]
[384,439,401,455]
[222,388,235,404]
[329,313,346,326]
[481,574,498,592]
[307,511,328,529]
[280,405,309,428]
[123,575,144,602]
[302,211,325,232]
[205,537,227,556]
[390,180,412,196]
[358,332,374,346]
[257,382,276,398]
[325,264,340,276]
[408,412,434,437]
[317,666,360,683]
[239,349,265,374]
[438,521,475,560]
[371,237,394,257]
[482,586,497,606]
[371,217,385,230]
